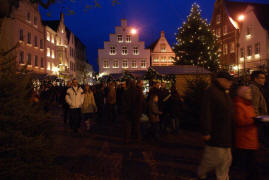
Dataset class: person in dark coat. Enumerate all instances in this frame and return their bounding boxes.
[60,81,71,124]
[197,71,234,180]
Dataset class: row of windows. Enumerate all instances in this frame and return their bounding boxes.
[215,25,228,37]
[153,57,174,62]
[240,42,260,58]
[47,48,55,59]
[26,12,38,26]
[110,46,139,55]
[46,31,64,46]
[19,29,43,49]
[19,51,44,67]
[103,60,146,68]
[223,42,235,55]
[117,35,132,43]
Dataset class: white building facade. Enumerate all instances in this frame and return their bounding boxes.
[238,4,269,73]
[98,19,150,74]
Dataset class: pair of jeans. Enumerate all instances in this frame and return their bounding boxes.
[198,145,232,180]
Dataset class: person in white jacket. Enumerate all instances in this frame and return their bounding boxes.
[65,79,84,133]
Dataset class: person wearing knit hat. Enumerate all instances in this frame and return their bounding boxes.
[234,86,260,180]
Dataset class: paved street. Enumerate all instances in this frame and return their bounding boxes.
[48,106,269,180]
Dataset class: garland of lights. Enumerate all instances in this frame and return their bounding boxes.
[173,3,221,72]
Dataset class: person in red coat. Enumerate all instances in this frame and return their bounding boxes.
[234,86,259,180]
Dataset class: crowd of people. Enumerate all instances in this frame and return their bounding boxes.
[30,70,269,180]
[196,70,268,180]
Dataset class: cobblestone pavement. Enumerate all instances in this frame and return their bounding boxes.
[50,106,269,180]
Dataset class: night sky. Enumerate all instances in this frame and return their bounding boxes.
[39,0,269,71]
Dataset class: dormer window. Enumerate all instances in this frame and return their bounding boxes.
[46,32,50,41]
[117,35,123,42]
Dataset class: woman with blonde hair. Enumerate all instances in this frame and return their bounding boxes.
[234,86,259,180]
[82,84,97,131]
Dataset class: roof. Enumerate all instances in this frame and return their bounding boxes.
[151,65,211,75]
[225,0,269,31]
[65,27,71,42]
[42,20,60,31]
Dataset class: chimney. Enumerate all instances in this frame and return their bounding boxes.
[121,19,127,27]
[161,30,165,37]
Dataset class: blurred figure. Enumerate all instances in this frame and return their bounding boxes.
[148,94,162,141]
[249,71,267,115]
[65,79,84,133]
[197,71,234,180]
[234,86,260,180]
[106,82,117,123]
[81,84,97,132]
[61,81,71,124]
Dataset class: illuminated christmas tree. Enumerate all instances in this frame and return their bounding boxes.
[173,3,221,72]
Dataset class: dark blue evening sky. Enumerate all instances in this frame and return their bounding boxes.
[39,0,269,71]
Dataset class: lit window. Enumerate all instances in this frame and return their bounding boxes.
[223,25,228,35]
[133,47,139,55]
[19,51,24,64]
[122,46,128,55]
[122,60,128,68]
[103,60,109,68]
[52,50,55,59]
[113,60,119,68]
[46,32,50,41]
[47,62,51,70]
[19,29,23,41]
[161,57,166,62]
[110,46,116,55]
[126,35,131,43]
[131,60,137,68]
[56,38,60,45]
[223,44,228,55]
[141,60,146,68]
[216,14,221,24]
[35,55,38,66]
[229,42,235,53]
[255,42,260,54]
[27,32,31,44]
[34,36,38,47]
[153,58,159,62]
[161,44,166,52]
[51,35,54,44]
[47,48,50,57]
[27,54,31,65]
[117,35,123,42]
[247,45,252,57]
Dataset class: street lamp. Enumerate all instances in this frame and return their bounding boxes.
[131,28,137,35]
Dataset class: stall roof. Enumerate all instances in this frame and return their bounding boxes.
[151,65,211,75]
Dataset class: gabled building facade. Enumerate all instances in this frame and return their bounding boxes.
[211,0,269,74]
[149,31,175,66]
[98,19,150,74]
[237,3,269,73]
[0,0,46,74]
